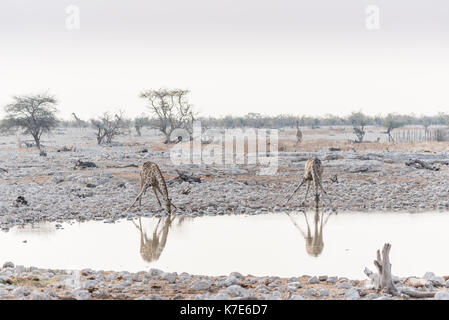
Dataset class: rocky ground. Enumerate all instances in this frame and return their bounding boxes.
[1,262,449,300]
[2,127,449,300]
[2,137,449,231]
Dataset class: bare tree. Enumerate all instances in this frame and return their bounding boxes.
[139,89,196,143]
[134,115,150,136]
[1,93,58,150]
[90,111,127,145]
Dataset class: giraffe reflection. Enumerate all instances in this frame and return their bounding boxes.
[287,206,335,257]
[132,216,186,262]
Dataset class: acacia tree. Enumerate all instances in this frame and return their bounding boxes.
[139,89,196,143]
[348,111,367,143]
[1,93,58,150]
[90,111,127,145]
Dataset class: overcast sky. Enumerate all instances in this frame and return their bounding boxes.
[1,0,448,120]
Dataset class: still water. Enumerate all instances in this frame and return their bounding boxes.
[1,211,448,278]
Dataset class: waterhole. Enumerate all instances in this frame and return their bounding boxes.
[1,211,448,278]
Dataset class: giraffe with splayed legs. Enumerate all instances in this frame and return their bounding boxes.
[126,161,176,214]
[286,157,328,205]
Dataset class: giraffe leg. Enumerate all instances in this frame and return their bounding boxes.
[126,187,146,212]
[154,184,170,210]
[303,180,311,205]
[153,186,162,207]
[286,179,305,203]
[314,180,320,204]
[138,176,145,206]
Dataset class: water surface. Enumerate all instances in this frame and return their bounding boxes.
[1,211,448,278]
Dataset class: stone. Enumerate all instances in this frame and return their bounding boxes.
[435,290,449,300]
[0,288,8,297]
[337,282,352,289]
[319,275,328,282]
[318,288,330,297]
[345,288,360,300]
[308,276,319,284]
[209,292,232,300]
[74,289,91,300]
[191,279,212,291]
[302,288,317,297]
[29,291,50,300]
[364,293,379,300]
[12,287,31,297]
[290,295,305,300]
[0,276,12,285]
[225,285,248,298]
[327,276,338,283]
[83,280,99,290]
[288,281,304,290]
[222,275,240,287]
[229,272,245,279]
[149,268,163,277]
[161,272,177,284]
[92,290,109,299]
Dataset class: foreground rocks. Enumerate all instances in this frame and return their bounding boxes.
[1,263,448,300]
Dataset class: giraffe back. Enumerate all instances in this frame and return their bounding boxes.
[141,161,171,212]
[303,157,323,181]
[141,161,169,195]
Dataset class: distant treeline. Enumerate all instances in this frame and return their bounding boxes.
[197,112,449,129]
[58,112,449,129]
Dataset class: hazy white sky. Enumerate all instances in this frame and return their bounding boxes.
[1,0,448,120]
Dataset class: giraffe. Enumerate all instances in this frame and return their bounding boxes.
[71,113,85,131]
[286,157,328,205]
[286,206,334,257]
[296,120,303,146]
[126,161,176,214]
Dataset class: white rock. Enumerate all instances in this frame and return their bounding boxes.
[29,291,50,300]
[345,288,360,300]
[225,285,248,298]
[191,279,212,291]
[74,289,91,300]
[435,290,449,300]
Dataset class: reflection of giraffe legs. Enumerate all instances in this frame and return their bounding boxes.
[287,207,332,257]
[134,216,175,262]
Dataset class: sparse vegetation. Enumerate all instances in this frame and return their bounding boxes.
[90,111,127,145]
[0,93,59,150]
[140,88,196,143]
